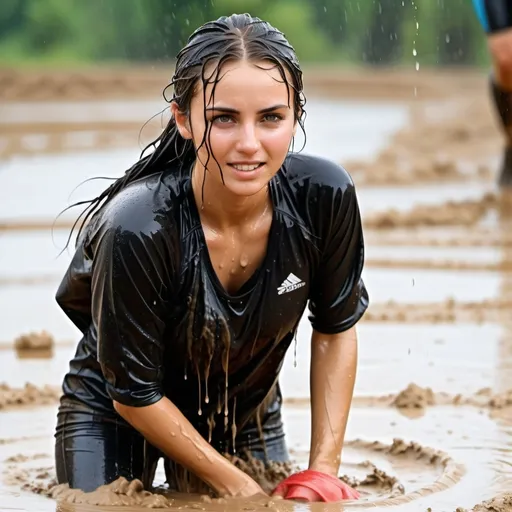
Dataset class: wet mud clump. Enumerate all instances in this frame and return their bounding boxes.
[365,227,512,248]
[459,388,512,410]
[347,152,489,186]
[364,194,497,230]
[225,451,296,494]
[352,383,512,414]
[392,383,435,410]
[363,298,512,325]
[4,463,172,507]
[340,462,405,497]
[48,478,173,508]
[0,383,60,409]
[365,258,512,272]
[13,330,54,358]
[346,97,500,186]
[342,438,464,507]
[472,493,512,512]
[457,493,512,512]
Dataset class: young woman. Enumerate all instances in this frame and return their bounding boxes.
[54,13,368,502]
[472,0,512,186]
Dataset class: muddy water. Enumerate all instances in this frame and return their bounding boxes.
[1,97,512,511]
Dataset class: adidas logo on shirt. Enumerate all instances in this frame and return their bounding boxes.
[277,273,306,295]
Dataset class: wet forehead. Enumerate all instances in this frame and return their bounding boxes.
[198,60,292,110]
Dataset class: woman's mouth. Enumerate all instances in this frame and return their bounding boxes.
[229,163,264,172]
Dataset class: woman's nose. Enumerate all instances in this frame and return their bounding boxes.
[236,124,260,153]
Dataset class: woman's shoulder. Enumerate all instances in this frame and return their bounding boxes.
[283,152,355,192]
[89,170,186,241]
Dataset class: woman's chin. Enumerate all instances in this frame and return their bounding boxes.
[222,176,271,198]
[225,182,269,198]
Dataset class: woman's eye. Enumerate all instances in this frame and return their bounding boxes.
[263,114,282,122]
[213,115,233,124]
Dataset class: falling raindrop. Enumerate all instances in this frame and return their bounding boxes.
[415,62,420,71]
[445,34,450,43]
[412,49,417,57]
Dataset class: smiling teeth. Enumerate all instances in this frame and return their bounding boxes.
[232,164,260,171]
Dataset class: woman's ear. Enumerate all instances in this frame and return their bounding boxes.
[171,101,192,140]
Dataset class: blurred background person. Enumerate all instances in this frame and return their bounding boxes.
[472,0,512,186]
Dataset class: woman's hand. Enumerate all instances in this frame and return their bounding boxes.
[114,398,266,498]
[272,469,359,502]
[229,475,267,498]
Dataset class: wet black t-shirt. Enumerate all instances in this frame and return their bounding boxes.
[56,152,369,445]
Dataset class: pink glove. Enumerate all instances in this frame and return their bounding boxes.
[273,469,360,502]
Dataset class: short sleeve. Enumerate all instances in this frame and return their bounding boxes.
[472,0,512,34]
[91,223,174,407]
[308,180,369,334]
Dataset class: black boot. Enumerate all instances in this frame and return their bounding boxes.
[490,77,512,187]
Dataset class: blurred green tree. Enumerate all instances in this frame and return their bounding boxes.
[0,0,491,66]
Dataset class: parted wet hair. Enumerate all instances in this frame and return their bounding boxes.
[62,13,307,248]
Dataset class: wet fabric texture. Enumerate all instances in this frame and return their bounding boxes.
[55,152,368,453]
[55,395,288,492]
[472,0,512,33]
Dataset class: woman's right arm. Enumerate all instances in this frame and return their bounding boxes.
[90,207,264,497]
[113,398,264,497]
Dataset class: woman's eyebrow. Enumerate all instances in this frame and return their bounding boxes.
[205,104,289,114]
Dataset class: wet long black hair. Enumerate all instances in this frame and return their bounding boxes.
[65,13,307,247]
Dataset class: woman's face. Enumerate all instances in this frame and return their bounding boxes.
[174,60,297,198]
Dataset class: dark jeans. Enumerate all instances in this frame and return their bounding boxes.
[55,398,288,493]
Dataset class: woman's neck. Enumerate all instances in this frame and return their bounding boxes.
[191,166,271,231]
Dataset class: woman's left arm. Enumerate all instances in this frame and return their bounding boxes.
[308,326,357,475]
[273,161,366,502]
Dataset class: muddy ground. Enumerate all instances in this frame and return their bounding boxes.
[0,67,511,511]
